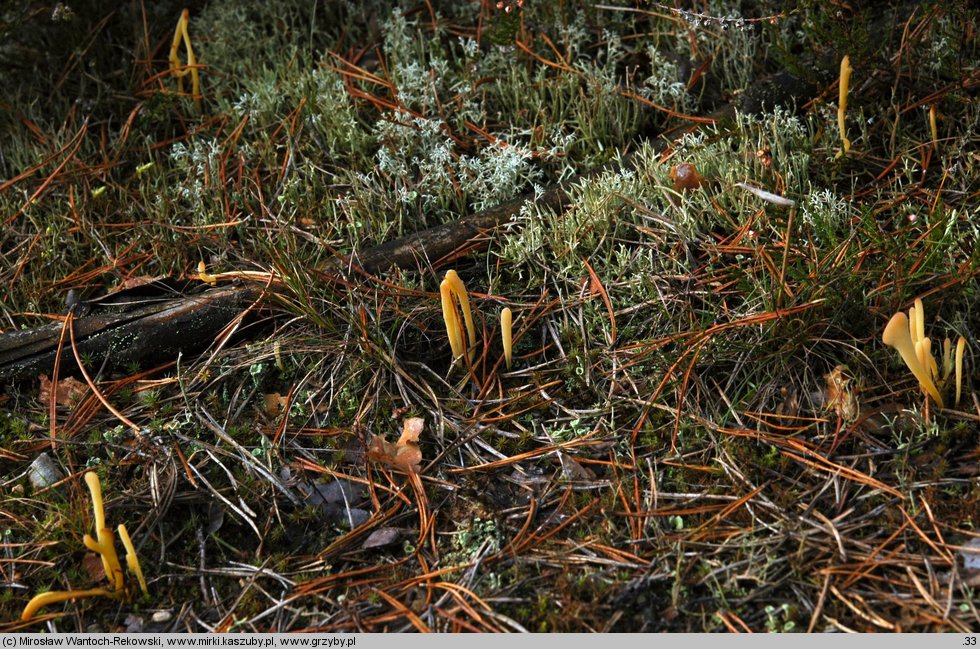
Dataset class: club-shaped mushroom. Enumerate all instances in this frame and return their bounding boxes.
[440,270,476,362]
[882,312,944,408]
[501,307,513,369]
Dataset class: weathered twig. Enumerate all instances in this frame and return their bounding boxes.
[0,284,262,382]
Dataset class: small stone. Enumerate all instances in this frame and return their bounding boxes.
[961,537,980,570]
[28,453,64,490]
[124,614,144,633]
[152,610,172,623]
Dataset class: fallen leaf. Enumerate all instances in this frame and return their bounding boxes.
[398,417,424,445]
[961,537,980,570]
[336,507,371,528]
[824,365,860,423]
[206,501,225,535]
[27,453,64,490]
[298,479,367,507]
[960,537,980,587]
[39,374,88,406]
[361,527,401,549]
[368,417,424,473]
[774,386,800,421]
[263,392,289,416]
[81,552,106,584]
[295,479,371,528]
[124,614,145,633]
[558,451,594,481]
[391,405,411,419]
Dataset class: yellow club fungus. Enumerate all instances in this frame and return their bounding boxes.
[955,336,965,407]
[83,471,124,591]
[881,298,972,410]
[21,588,117,622]
[501,307,513,369]
[440,270,476,363]
[117,524,148,596]
[170,9,201,110]
[941,334,968,408]
[835,55,852,159]
[21,472,148,621]
[198,260,218,285]
[882,312,944,408]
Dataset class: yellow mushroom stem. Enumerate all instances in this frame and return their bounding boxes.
[501,307,513,369]
[914,338,927,375]
[84,531,124,592]
[440,270,476,362]
[955,336,965,407]
[882,312,944,408]
[942,337,953,381]
[84,472,124,590]
[917,337,939,382]
[908,301,919,346]
[117,524,148,596]
[198,261,218,285]
[929,104,939,152]
[440,279,463,360]
[21,587,118,621]
[446,271,476,352]
[913,298,925,348]
[85,472,106,532]
[169,9,201,109]
[835,55,852,159]
[927,340,940,380]
[909,299,940,380]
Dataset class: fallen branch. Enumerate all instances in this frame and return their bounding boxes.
[0,283,262,382]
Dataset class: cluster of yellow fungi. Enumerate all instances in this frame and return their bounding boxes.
[881,298,966,409]
[170,8,201,110]
[440,270,513,370]
[22,472,148,621]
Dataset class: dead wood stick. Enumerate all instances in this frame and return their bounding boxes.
[0,285,262,382]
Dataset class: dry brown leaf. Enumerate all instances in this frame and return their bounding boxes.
[263,392,289,416]
[81,552,106,584]
[774,386,800,421]
[960,537,980,584]
[558,451,594,481]
[39,374,88,407]
[398,417,423,445]
[824,365,859,424]
[361,527,401,549]
[368,417,424,473]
